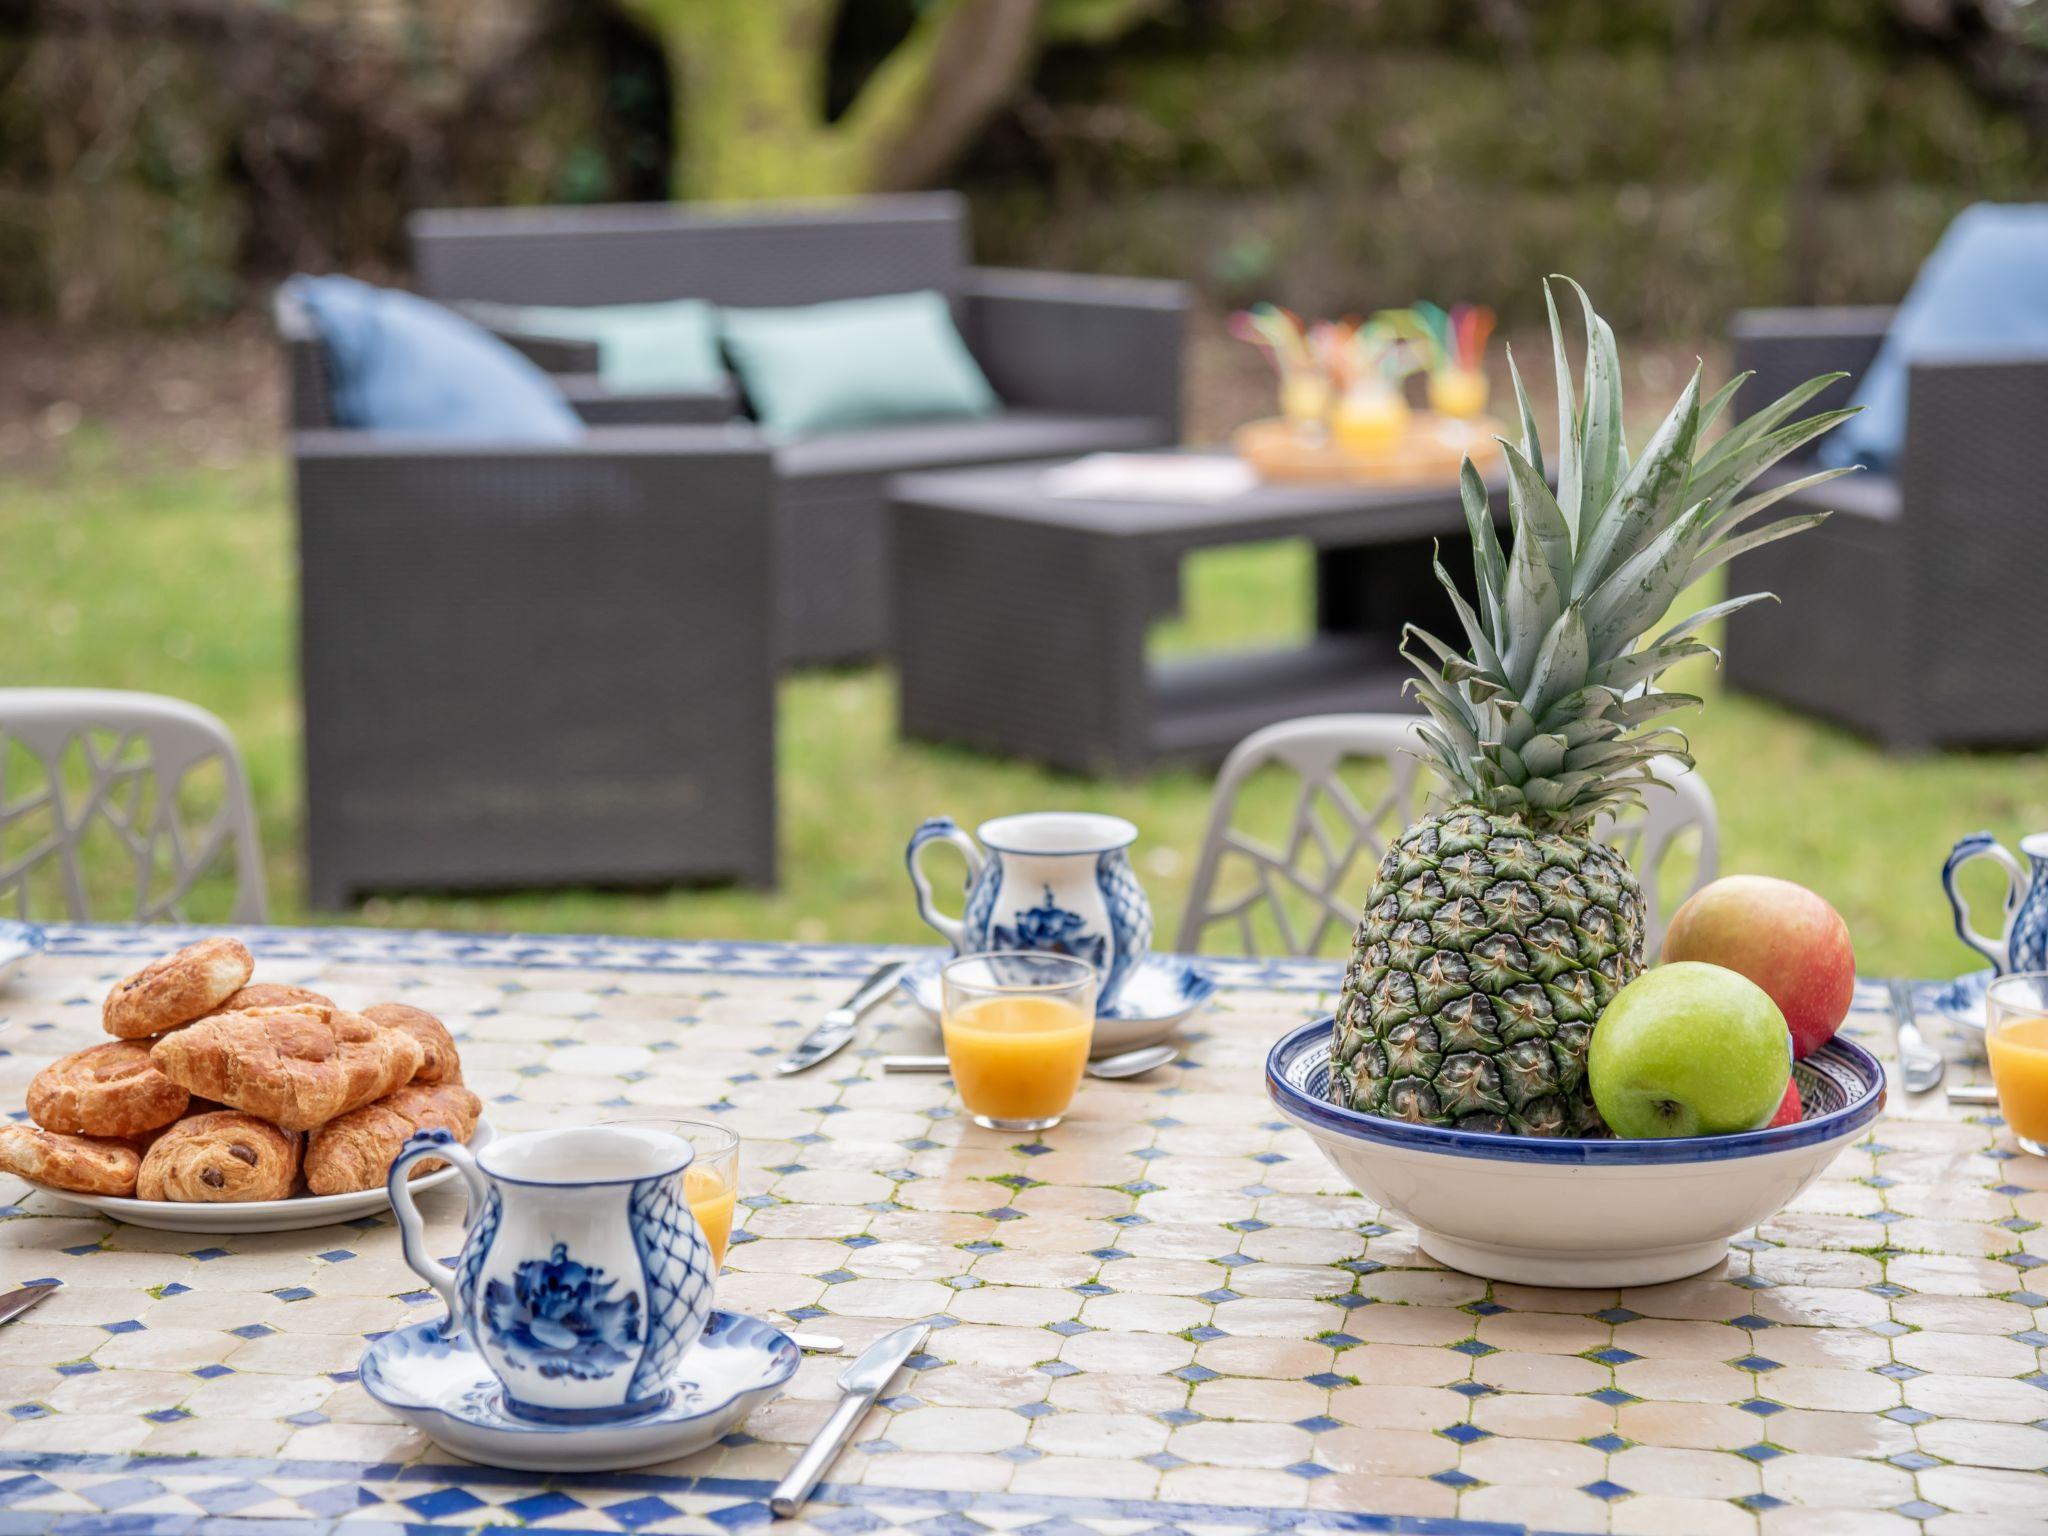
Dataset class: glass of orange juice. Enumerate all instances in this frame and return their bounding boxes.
[941,952,1098,1132]
[600,1117,740,1266]
[1986,973,2048,1157]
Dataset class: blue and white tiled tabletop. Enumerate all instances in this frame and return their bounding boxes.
[1,926,2043,1536]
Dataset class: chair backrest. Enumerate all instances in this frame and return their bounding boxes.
[408,193,972,310]
[0,689,269,923]
[1179,712,1718,959]
[274,287,340,430]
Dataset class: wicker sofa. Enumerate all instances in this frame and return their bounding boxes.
[407,194,1190,665]
[277,295,779,908]
[1723,306,2048,750]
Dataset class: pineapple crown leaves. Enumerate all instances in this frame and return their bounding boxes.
[1403,275,1858,834]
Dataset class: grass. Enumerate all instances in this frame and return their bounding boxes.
[4,433,2045,978]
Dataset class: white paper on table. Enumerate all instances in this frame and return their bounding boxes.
[1039,453,1258,504]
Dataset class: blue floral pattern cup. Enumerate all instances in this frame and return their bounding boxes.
[906,812,1153,1011]
[388,1124,714,1424]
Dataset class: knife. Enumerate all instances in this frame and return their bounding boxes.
[769,1319,929,1518]
[776,962,907,1075]
[0,1282,59,1327]
[1890,978,1945,1094]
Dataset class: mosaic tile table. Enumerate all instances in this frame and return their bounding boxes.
[1,926,2045,1536]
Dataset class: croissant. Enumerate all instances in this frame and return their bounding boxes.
[362,1004,462,1086]
[151,1004,423,1132]
[305,1082,482,1194]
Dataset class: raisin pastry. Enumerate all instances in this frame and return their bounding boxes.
[305,1082,483,1194]
[363,1003,462,1085]
[103,937,254,1039]
[137,1112,300,1202]
[27,1040,189,1138]
[151,1004,423,1132]
[0,1123,143,1196]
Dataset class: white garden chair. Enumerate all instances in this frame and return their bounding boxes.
[1178,712,1716,958]
[0,689,269,922]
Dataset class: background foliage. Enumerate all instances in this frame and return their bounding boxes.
[3,0,2045,331]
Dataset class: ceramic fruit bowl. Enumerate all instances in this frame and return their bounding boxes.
[1267,1017,1885,1288]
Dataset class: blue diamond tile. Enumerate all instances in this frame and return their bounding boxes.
[1736,1494,1786,1513]
[99,1319,145,1335]
[1284,1461,1332,1480]
[1430,1470,1478,1489]
[1593,1307,1641,1325]
[1589,1387,1639,1406]
[1334,1293,1373,1310]
[2004,1289,2047,1307]
[7,1405,48,1420]
[1450,1338,1497,1357]
[1045,1320,1091,1337]
[53,1362,97,1377]
[154,1282,191,1298]
[1037,1361,1079,1378]
[1584,1433,1630,1453]
[1139,1452,1185,1471]
[1894,1500,1946,1520]
[1738,1398,1786,1416]
[706,1500,774,1530]
[185,1482,272,1517]
[1587,1347,1640,1365]
[1580,1480,1630,1501]
[1730,1313,1777,1330]
[1013,1402,1056,1418]
[1865,1320,1912,1338]
[62,1243,101,1257]
[315,1248,355,1263]
[503,1492,584,1521]
[1304,1372,1350,1389]
[1441,1423,1490,1444]
[1088,1247,1130,1261]
[1889,1450,1943,1471]
[84,1479,167,1512]
[403,1488,485,1519]
[1736,1442,1784,1462]
[997,1445,1043,1463]
[817,1269,856,1284]
[1174,1364,1221,1383]
[1321,1332,1362,1349]
[1875,1363,1924,1380]
[1866,1282,1909,1298]
[605,1496,685,1528]
[1733,1355,1781,1372]
[1883,1405,1935,1424]
[1199,1288,1238,1305]
[1155,1408,1201,1427]
[142,1408,190,1424]
[1731,1274,1774,1290]
[1466,1300,1505,1316]
[2012,1329,2048,1348]
[1068,1282,1110,1297]
[1294,1415,1341,1433]
[271,1286,314,1303]
[1186,1325,1227,1342]
[1450,1381,1497,1398]
[0,1477,58,1510]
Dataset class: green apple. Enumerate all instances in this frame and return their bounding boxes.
[1590,962,1792,1139]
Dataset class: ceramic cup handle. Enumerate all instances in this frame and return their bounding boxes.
[1942,831,2026,973]
[388,1129,488,1332]
[906,816,984,953]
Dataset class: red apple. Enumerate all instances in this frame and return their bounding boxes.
[1661,875,1855,1060]
[1767,1079,1802,1128]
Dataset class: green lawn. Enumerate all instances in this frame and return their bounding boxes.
[4,436,2043,979]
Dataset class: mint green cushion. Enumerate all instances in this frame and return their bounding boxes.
[506,300,726,395]
[720,291,998,436]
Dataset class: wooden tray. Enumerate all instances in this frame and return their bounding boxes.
[1234,412,1505,486]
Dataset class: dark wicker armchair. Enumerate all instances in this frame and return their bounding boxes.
[1723,306,2048,750]
[278,298,779,908]
[408,194,1190,665]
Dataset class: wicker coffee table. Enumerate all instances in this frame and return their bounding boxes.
[890,458,1505,775]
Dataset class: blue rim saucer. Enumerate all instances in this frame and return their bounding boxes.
[360,1309,797,1471]
[1917,968,1991,1035]
[898,952,1216,1054]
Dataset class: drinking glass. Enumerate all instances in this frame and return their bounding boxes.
[940,951,1098,1132]
[600,1117,741,1266]
[1985,972,2048,1158]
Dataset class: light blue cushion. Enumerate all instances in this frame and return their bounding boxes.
[287,274,582,443]
[1823,203,2048,472]
[500,300,726,395]
[720,290,998,436]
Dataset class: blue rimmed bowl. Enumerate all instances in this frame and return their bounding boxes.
[1267,1017,1886,1288]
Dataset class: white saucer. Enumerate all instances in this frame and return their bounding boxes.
[1919,969,1992,1036]
[20,1119,495,1232]
[0,921,45,993]
[899,953,1216,1055]
[360,1310,798,1471]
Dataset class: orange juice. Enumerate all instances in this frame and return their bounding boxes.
[942,995,1093,1125]
[1987,1013,2048,1144]
[685,1162,737,1267]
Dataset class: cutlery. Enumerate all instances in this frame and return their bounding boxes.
[777,963,908,1075]
[882,1043,1180,1079]
[0,1281,58,1327]
[1890,979,1946,1094]
[1947,1084,2000,1106]
[769,1319,928,1518]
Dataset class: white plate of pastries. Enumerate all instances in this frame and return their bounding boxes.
[0,938,492,1232]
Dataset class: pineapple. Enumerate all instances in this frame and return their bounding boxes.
[1330,278,1854,1137]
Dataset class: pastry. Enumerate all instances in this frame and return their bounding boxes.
[0,1123,142,1196]
[27,1040,189,1138]
[137,1112,299,1202]
[219,982,334,1013]
[363,1003,462,1085]
[305,1082,483,1194]
[103,937,254,1039]
[151,1004,424,1133]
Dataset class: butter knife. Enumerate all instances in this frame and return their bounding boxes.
[0,1281,59,1327]
[1890,978,1945,1094]
[776,962,908,1075]
[769,1320,928,1518]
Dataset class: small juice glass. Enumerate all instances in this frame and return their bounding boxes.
[941,952,1098,1132]
[601,1117,740,1266]
[1986,972,2048,1157]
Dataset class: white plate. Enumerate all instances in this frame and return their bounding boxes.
[898,953,1216,1056]
[360,1309,797,1471]
[18,1118,495,1232]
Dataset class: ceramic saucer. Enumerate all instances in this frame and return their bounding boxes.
[0,920,45,992]
[360,1310,798,1471]
[1918,968,1993,1035]
[899,953,1216,1055]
